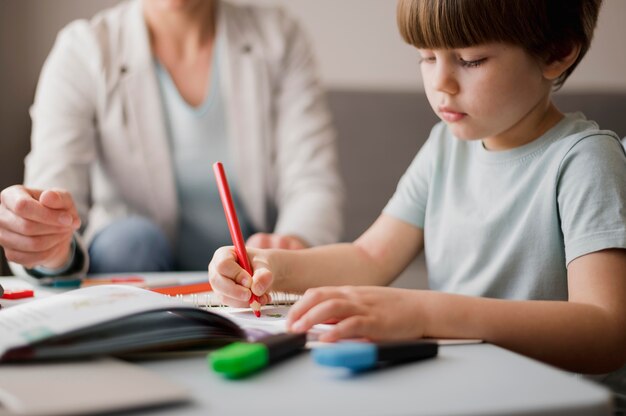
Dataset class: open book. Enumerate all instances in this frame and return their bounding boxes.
[0,285,247,362]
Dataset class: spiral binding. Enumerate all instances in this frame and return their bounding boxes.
[171,291,301,309]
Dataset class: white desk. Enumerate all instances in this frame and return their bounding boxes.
[129,343,612,416]
[0,274,613,415]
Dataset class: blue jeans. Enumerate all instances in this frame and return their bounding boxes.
[88,216,174,274]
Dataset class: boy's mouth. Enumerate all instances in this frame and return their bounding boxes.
[438,107,467,122]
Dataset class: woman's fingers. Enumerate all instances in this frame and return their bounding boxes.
[246,233,271,248]
[0,227,72,253]
[0,188,76,268]
[1,186,72,227]
[0,208,70,236]
[4,238,73,269]
[246,233,307,250]
[40,189,81,228]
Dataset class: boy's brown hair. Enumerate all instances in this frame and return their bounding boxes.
[397,0,602,89]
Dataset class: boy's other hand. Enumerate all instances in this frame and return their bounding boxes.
[0,185,80,269]
[286,286,428,342]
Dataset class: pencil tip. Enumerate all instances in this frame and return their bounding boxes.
[250,300,262,317]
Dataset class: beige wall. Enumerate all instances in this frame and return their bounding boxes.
[240,0,626,92]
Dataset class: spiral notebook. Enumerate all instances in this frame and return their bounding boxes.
[172,290,302,308]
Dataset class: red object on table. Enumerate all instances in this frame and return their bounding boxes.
[151,282,213,296]
[2,289,35,300]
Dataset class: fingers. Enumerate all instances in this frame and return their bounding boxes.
[284,236,307,249]
[286,287,331,328]
[19,187,44,200]
[209,247,253,303]
[208,245,276,309]
[40,189,81,228]
[286,287,380,341]
[0,226,73,253]
[0,208,71,236]
[213,292,252,308]
[211,247,252,285]
[246,233,273,248]
[250,264,273,297]
[4,238,73,269]
[319,316,372,342]
[287,287,360,332]
[210,276,252,304]
[0,186,79,269]
[1,186,78,228]
[214,292,272,309]
[246,233,306,250]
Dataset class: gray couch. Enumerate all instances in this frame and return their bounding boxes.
[1,91,625,278]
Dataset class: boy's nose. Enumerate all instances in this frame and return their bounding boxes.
[432,65,459,95]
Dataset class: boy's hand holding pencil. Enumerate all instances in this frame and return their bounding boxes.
[208,245,274,309]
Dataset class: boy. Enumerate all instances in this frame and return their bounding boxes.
[209,0,626,389]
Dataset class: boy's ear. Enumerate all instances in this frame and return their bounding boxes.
[542,44,581,81]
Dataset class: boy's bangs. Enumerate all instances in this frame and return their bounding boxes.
[397,0,511,49]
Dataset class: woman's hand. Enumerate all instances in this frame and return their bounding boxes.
[247,233,307,250]
[208,246,275,308]
[0,185,81,269]
[286,286,429,342]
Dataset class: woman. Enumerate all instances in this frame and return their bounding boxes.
[0,0,343,278]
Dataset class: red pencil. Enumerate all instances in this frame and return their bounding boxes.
[213,162,261,317]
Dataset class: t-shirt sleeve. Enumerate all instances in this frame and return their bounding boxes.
[383,125,441,228]
[558,133,626,264]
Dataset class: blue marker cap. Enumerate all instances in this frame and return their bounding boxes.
[312,342,377,371]
[313,340,438,371]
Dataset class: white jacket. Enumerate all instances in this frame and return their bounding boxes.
[11,0,343,277]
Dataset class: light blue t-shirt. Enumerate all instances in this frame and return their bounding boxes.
[384,113,626,300]
[155,42,253,271]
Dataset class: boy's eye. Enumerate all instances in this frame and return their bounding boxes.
[460,57,486,68]
[419,56,436,64]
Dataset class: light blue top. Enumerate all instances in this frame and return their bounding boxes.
[155,40,253,271]
[384,113,626,300]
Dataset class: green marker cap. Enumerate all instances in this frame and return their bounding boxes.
[209,342,269,379]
